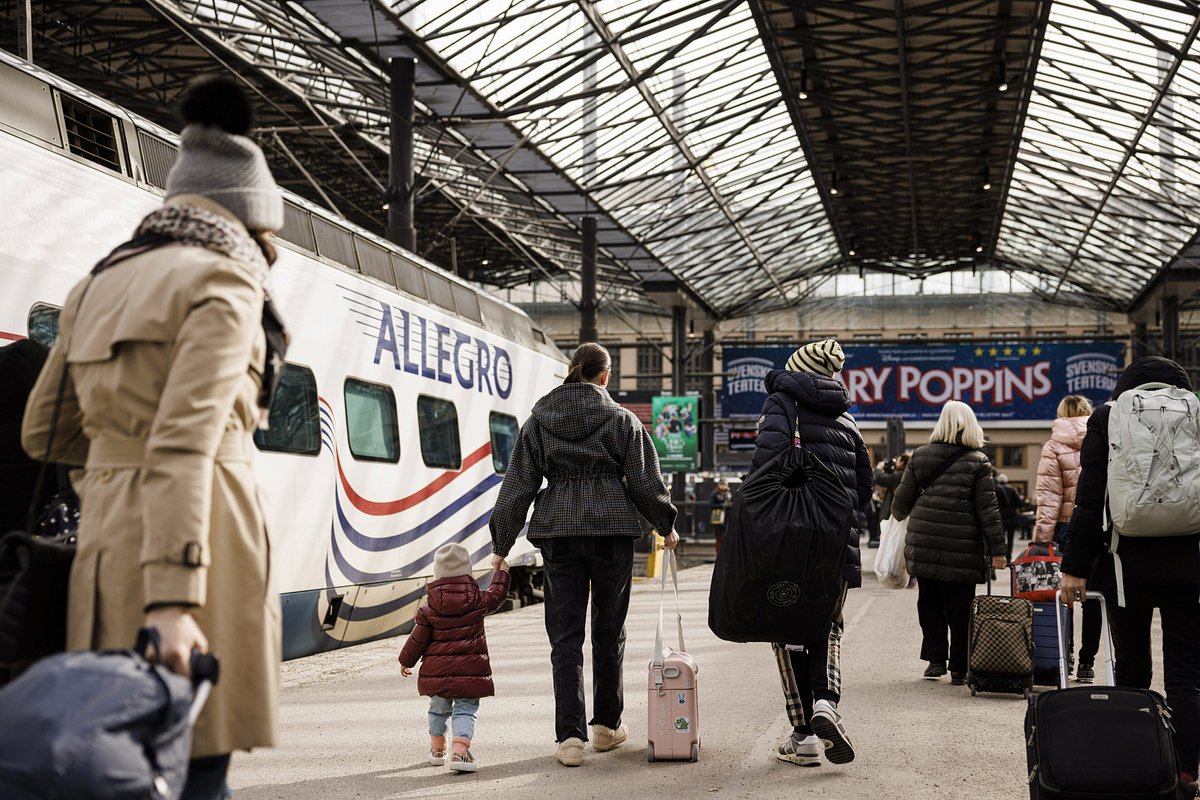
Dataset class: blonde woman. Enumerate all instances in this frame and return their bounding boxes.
[1034,394,1098,682]
[890,401,1007,685]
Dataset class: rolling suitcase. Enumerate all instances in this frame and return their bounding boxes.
[648,550,700,763]
[1031,601,1072,686]
[1025,591,1177,800]
[966,579,1034,697]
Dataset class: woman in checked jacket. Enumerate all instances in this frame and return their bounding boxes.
[489,343,678,768]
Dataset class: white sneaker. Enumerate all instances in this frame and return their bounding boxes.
[809,699,855,764]
[591,723,628,752]
[776,733,821,767]
[556,737,585,767]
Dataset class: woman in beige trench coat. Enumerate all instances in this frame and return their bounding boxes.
[22,78,282,799]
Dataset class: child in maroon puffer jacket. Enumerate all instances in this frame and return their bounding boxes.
[400,543,511,772]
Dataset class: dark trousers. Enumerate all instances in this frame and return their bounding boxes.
[181,754,231,800]
[1097,558,1200,777]
[1002,516,1017,560]
[1053,523,1101,665]
[538,536,634,743]
[773,584,847,733]
[917,578,976,674]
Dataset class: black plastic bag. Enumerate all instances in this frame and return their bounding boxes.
[708,438,855,645]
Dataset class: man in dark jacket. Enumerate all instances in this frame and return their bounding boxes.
[1061,357,1200,793]
[751,339,873,768]
[871,453,910,547]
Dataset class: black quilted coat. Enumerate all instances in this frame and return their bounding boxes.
[750,370,873,588]
[891,442,1006,584]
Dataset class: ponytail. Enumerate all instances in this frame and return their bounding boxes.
[564,342,611,385]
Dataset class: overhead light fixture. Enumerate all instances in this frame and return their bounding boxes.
[847,235,856,257]
[982,163,992,191]
[998,58,1008,92]
[830,168,839,196]
[382,202,390,210]
[974,230,984,253]
[799,65,809,100]
[481,258,490,266]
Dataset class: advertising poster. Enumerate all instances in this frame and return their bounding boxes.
[651,396,699,471]
[722,342,1124,421]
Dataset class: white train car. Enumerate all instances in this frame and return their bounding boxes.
[0,51,566,659]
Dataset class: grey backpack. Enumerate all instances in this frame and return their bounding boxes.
[1106,382,1200,537]
[0,631,208,799]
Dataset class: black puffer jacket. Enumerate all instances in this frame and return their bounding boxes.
[750,370,873,588]
[891,442,1006,584]
[1061,357,1200,584]
[489,383,677,557]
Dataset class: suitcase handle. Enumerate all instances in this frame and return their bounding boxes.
[651,549,685,690]
[1054,589,1115,689]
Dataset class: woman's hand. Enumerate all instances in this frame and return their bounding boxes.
[401,666,413,677]
[991,555,1008,571]
[662,530,680,550]
[143,606,207,679]
[491,554,506,572]
[1060,573,1087,607]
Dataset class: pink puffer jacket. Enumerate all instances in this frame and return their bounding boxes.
[1033,416,1089,543]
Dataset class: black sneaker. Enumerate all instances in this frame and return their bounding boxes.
[867,540,881,549]
[950,672,966,686]
[923,662,947,679]
[1077,662,1095,684]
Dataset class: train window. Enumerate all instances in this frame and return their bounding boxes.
[355,237,395,285]
[27,303,61,347]
[136,131,178,189]
[60,96,121,173]
[344,379,400,463]
[391,255,428,301]
[279,202,317,252]
[424,272,457,314]
[452,284,482,324]
[489,413,520,474]
[253,364,320,456]
[417,395,461,469]
[312,216,357,269]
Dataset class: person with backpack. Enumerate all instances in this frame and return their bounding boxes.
[1060,357,1200,796]
[890,401,1007,686]
[1033,394,1099,683]
[750,339,872,767]
[488,343,678,767]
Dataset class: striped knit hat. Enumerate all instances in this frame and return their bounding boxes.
[786,339,846,376]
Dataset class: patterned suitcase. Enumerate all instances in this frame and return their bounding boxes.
[648,550,700,762]
[966,591,1034,697]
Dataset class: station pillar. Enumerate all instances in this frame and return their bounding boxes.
[671,305,687,532]
[701,329,716,471]
[1133,321,1148,361]
[387,57,416,253]
[580,216,597,344]
[1162,295,1180,361]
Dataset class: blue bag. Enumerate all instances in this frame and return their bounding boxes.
[0,629,215,800]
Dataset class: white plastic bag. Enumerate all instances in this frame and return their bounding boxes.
[873,516,909,589]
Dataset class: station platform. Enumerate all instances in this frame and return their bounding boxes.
[228,549,1153,800]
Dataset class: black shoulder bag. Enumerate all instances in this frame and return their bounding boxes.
[915,447,972,496]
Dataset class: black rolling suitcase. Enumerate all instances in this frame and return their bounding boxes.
[966,577,1034,697]
[1025,591,1178,800]
[1031,601,1072,686]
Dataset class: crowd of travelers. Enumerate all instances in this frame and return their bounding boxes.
[1,73,1199,800]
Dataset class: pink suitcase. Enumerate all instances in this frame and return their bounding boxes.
[648,550,700,762]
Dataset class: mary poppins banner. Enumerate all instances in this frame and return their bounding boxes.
[722,342,1125,421]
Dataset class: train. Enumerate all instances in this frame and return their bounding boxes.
[0,50,566,659]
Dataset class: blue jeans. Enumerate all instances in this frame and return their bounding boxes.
[428,696,480,741]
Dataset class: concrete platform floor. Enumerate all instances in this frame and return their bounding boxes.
[229,548,1163,800]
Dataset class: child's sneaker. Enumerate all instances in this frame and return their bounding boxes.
[776,733,821,767]
[429,735,446,766]
[809,699,855,764]
[591,723,628,752]
[448,750,477,773]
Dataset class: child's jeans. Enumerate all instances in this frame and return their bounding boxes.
[428,696,480,741]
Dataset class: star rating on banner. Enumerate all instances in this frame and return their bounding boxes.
[975,343,1043,358]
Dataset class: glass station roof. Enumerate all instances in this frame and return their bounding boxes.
[994,0,1200,307]
[394,0,840,313]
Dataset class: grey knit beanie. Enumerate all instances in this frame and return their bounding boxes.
[164,78,283,232]
[433,543,472,580]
